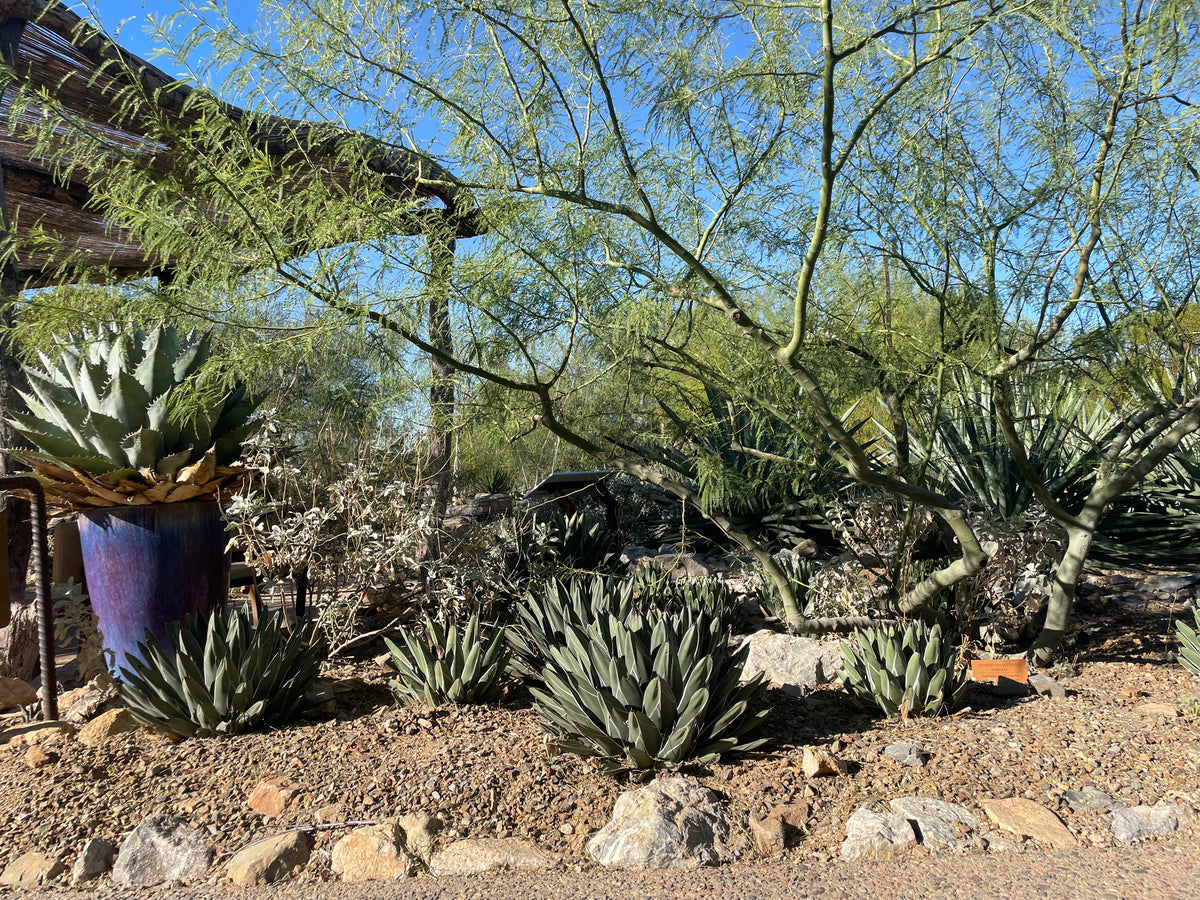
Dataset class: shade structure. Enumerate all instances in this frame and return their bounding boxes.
[0,0,481,290]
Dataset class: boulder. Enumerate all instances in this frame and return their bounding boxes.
[840,808,917,861]
[740,631,847,695]
[1110,804,1196,844]
[330,821,418,881]
[71,838,116,885]
[889,797,981,851]
[430,838,559,876]
[981,798,1077,849]
[0,851,65,887]
[227,830,312,885]
[76,708,139,747]
[112,813,213,886]
[396,813,442,865]
[0,676,37,712]
[587,777,734,868]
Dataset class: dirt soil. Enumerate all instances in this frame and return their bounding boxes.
[2,571,1200,898]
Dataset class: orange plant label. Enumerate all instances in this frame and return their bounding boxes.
[970,659,1029,683]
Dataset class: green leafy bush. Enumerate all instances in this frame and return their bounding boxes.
[1177,608,1200,678]
[840,621,967,718]
[531,604,767,777]
[385,615,509,706]
[119,607,325,738]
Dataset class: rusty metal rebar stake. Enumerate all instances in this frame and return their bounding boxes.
[0,476,56,720]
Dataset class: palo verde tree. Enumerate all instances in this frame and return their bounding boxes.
[19,0,1200,660]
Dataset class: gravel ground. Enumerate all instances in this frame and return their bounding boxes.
[2,574,1199,897]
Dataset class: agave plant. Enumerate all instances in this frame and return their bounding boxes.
[8,324,259,509]
[758,555,813,620]
[530,604,768,777]
[1177,608,1200,678]
[509,573,736,678]
[119,607,325,738]
[840,621,968,718]
[385,614,509,706]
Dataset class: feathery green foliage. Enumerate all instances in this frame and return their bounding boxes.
[119,608,325,739]
[385,615,509,706]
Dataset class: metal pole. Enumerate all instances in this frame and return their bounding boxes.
[0,476,56,720]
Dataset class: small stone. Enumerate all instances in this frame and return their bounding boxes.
[802,747,846,778]
[1028,673,1067,700]
[76,708,140,747]
[1110,804,1196,844]
[981,798,1077,849]
[330,821,417,881]
[112,813,213,886]
[227,830,312,885]
[315,804,345,824]
[246,776,301,817]
[71,838,116,885]
[0,676,38,712]
[1062,787,1121,814]
[430,838,560,876]
[1132,702,1179,718]
[749,814,787,855]
[24,745,54,768]
[882,743,929,767]
[841,808,917,861]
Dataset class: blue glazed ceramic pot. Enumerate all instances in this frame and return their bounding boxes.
[77,500,230,675]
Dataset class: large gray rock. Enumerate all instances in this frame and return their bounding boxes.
[739,631,847,695]
[889,797,981,851]
[841,808,917,861]
[112,814,213,886]
[587,777,734,868]
[227,830,312,885]
[430,838,559,876]
[1110,804,1195,844]
[71,838,116,885]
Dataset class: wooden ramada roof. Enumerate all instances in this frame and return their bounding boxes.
[0,0,480,290]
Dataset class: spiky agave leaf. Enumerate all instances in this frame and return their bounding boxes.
[9,324,261,511]
[528,590,764,779]
[840,621,967,718]
[119,607,324,739]
[1177,608,1200,678]
[385,614,510,707]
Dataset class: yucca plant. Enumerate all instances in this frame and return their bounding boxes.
[385,614,509,706]
[119,607,325,738]
[530,604,768,777]
[9,324,259,509]
[840,621,968,718]
[1177,608,1200,678]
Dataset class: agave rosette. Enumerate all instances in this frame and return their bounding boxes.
[9,324,259,509]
